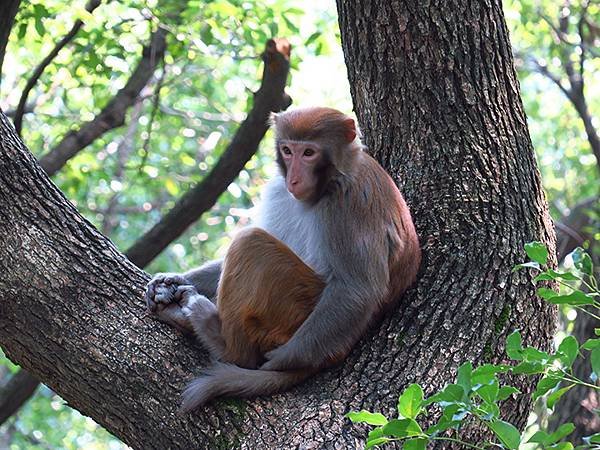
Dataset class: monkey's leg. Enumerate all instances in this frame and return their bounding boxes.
[217,227,325,367]
[175,285,227,360]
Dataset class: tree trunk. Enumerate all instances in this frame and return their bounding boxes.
[0,2,556,449]
[337,0,556,444]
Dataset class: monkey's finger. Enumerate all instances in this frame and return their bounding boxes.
[164,274,188,286]
[173,285,197,302]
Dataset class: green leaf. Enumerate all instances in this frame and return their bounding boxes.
[488,420,521,450]
[497,386,520,401]
[476,379,499,404]
[424,384,465,406]
[305,31,321,46]
[426,417,462,435]
[477,401,500,421]
[382,418,422,439]
[582,338,600,350]
[534,272,555,281]
[547,269,579,281]
[537,287,558,299]
[472,364,510,385]
[522,347,550,362]
[583,432,600,444]
[525,241,548,265]
[557,336,579,368]
[403,438,427,450]
[346,410,388,426]
[547,384,575,409]
[546,291,595,306]
[34,17,45,37]
[571,248,593,276]
[533,375,562,400]
[591,347,600,378]
[165,179,179,196]
[456,362,472,395]
[548,443,574,450]
[595,328,600,337]
[366,437,391,449]
[397,384,424,420]
[528,430,551,444]
[506,331,524,360]
[546,422,575,444]
[512,361,545,375]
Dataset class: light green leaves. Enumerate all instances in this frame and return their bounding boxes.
[525,241,549,265]
[397,384,424,420]
[346,410,388,426]
[487,420,521,449]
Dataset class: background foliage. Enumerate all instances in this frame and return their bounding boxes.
[0,0,597,448]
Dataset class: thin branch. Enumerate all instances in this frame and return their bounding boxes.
[125,38,292,267]
[38,28,167,176]
[137,63,166,173]
[13,0,102,135]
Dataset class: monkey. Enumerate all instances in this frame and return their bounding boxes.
[145,106,421,411]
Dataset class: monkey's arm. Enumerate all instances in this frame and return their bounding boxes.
[183,259,222,300]
[261,224,390,371]
[146,259,222,308]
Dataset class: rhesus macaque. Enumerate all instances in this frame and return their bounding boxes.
[145,106,421,411]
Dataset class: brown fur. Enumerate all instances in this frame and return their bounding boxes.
[217,228,325,369]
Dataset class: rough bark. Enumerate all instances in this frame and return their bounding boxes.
[0,3,556,450]
[337,0,556,446]
[12,0,103,135]
[37,28,167,176]
[125,38,292,267]
[0,0,21,87]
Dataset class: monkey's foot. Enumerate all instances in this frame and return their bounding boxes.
[145,273,190,312]
[173,285,216,321]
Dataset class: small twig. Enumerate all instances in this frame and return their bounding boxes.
[137,62,166,174]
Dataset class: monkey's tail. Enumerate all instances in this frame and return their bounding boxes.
[180,362,313,412]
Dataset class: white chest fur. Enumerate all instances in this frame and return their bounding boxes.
[253,176,329,276]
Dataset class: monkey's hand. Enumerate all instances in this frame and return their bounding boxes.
[145,273,190,312]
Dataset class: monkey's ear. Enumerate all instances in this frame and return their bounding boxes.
[269,112,279,127]
[343,118,357,143]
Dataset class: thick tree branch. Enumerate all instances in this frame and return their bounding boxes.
[0,0,21,87]
[0,370,39,425]
[125,38,292,268]
[13,0,102,135]
[38,28,167,176]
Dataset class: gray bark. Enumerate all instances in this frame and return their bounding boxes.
[337,0,557,445]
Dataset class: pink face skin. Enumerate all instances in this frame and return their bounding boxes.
[279,140,322,201]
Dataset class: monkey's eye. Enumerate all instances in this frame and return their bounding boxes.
[281,146,292,155]
[303,148,315,157]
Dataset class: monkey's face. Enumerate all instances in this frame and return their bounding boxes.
[277,140,323,202]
